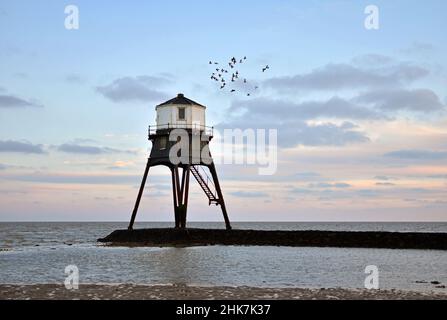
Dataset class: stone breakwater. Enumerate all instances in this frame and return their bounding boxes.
[98,228,447,250]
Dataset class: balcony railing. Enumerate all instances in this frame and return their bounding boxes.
[148,123,214,137]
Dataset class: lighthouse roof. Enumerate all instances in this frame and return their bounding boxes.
[156,93,206,109]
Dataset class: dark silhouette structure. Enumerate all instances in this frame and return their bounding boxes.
[128,94,231,230]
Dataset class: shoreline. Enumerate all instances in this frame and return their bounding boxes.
[1,284,446,300]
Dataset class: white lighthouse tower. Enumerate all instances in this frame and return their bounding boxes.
[128,93,232,230]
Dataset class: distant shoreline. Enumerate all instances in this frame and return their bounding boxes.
[1,284,446,300]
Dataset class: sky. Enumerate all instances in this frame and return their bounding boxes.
[1,0,447,222]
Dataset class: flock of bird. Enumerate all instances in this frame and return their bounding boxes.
[208,56,269,96]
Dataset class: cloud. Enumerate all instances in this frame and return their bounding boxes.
[355,88,445,112]
[56,143,136,155]
[14,73,28,79]
[220,97,371,148]
[280,121,370,147]
[376,182,396,186]
[71,138,98,144]
[3,173,142,185]
[229,191,269,198]
[0,95,43,108]
[107,160,135,170]
[229,97,383,120]
[96,75,171,102]
[0,163,7,170]
[65,74,85,84]
[384,149,447,160]
[264,63,429,92]
[0,140,46,154]
[427,174,447,179]
[351,54,395,66]
[308,182,351,188]
[219,118,369,148]
[401,42,435,55]
[293,172,322,181]
[374,176,396,181]
[290,187,313,194]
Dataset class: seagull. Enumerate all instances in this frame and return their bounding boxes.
[214,62,219,65]
[209,61,212,64]
[247,93,251,96]
[231,89,236,92]
[244,56,247,60]
[262,65,270,72]
[239,59,243,63]
[244,79,247,83]
[255,86,259,89]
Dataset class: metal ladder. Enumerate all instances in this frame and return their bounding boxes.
[190,166,219,205]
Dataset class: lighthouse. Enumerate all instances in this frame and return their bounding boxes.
[128,93,232,230]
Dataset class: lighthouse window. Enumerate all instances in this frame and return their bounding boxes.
[178,107,186,120]
[159,136,167,150]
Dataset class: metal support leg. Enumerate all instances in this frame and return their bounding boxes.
[171,167,180,228]
[128,159,151,230]
[180,165,191,229]
[175,166,182,206]
[209,163,232,230]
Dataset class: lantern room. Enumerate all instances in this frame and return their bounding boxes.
[155,93,206,130]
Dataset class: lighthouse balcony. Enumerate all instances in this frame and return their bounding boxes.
[148,123,214,139]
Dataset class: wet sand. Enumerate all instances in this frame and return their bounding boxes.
[1,284,446,300]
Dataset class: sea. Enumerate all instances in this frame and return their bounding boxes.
[0,222,446,292]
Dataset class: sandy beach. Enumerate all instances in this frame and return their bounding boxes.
[1,284,446,300]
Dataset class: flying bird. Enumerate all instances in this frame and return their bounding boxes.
[262,65,270,72]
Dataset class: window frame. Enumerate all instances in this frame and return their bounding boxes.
[178,107,186,120]
[159,136,167,150]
